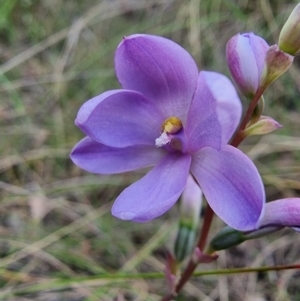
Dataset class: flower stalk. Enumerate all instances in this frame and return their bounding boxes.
[161,55,290,297]
[230,86,266,146]
[160,81,265,300]
[160,84,272,300]
[164,3,300,298]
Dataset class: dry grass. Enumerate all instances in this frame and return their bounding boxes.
[1,0,300,300]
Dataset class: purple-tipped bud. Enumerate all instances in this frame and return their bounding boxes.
[260,45,294,88]
[179,175,202,229]
[226,32,269,97]
[244,115,282,137]
[279,4,300,56]
[174,175,202,262]
[209,198,300,251]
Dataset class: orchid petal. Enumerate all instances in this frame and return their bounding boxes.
[112,153,192,222]
[261,198,300,229]
[203,72,242,144]
[191,145,265,231]
[248,33,270,80]
[70,137,165,174]
[186,71,222,152]
[75,90,164,147]
[115,34,198,122]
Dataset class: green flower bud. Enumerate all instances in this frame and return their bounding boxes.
[174,225,197,262]
[279,4,300,56]
[208,226,246,252]
[209,225,284,253]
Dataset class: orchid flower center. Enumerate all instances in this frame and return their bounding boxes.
[155,116,186,152]
[161,116,183,134]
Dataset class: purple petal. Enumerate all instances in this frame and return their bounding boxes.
[191,145,265,231]
[75,90,164,147]
[185,71,222,152]
[226,33,269,96]
[70,137,165,174]
[112,153,192,222]
[203,72,242,144]
[248,33,270,79]
[115,34,198,122]
[261,198,300,230]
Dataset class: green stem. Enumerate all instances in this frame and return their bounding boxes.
[161,263,300,300]
[174,205,214,292]
[231,86,266,147]
[2,264,299,297]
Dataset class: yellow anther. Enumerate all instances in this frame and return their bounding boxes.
[162,116,182,134]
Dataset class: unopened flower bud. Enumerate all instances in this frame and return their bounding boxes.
[260,45,294,89]
[244,115,282,137]
[208,225,282,253]
[226,32,269,97]
[174,226,197,262]
[210,198,300,252]
[279,4,300,56]
[208,226,246,252]
[174,175,202,262]
[179,175,202,229]
[208,199,300,252]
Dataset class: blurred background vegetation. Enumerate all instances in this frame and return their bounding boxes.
[1,0,300,300]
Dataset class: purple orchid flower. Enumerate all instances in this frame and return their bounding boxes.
[260,198,300,232]
[70,34,265,231]
[226,32,269,97]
